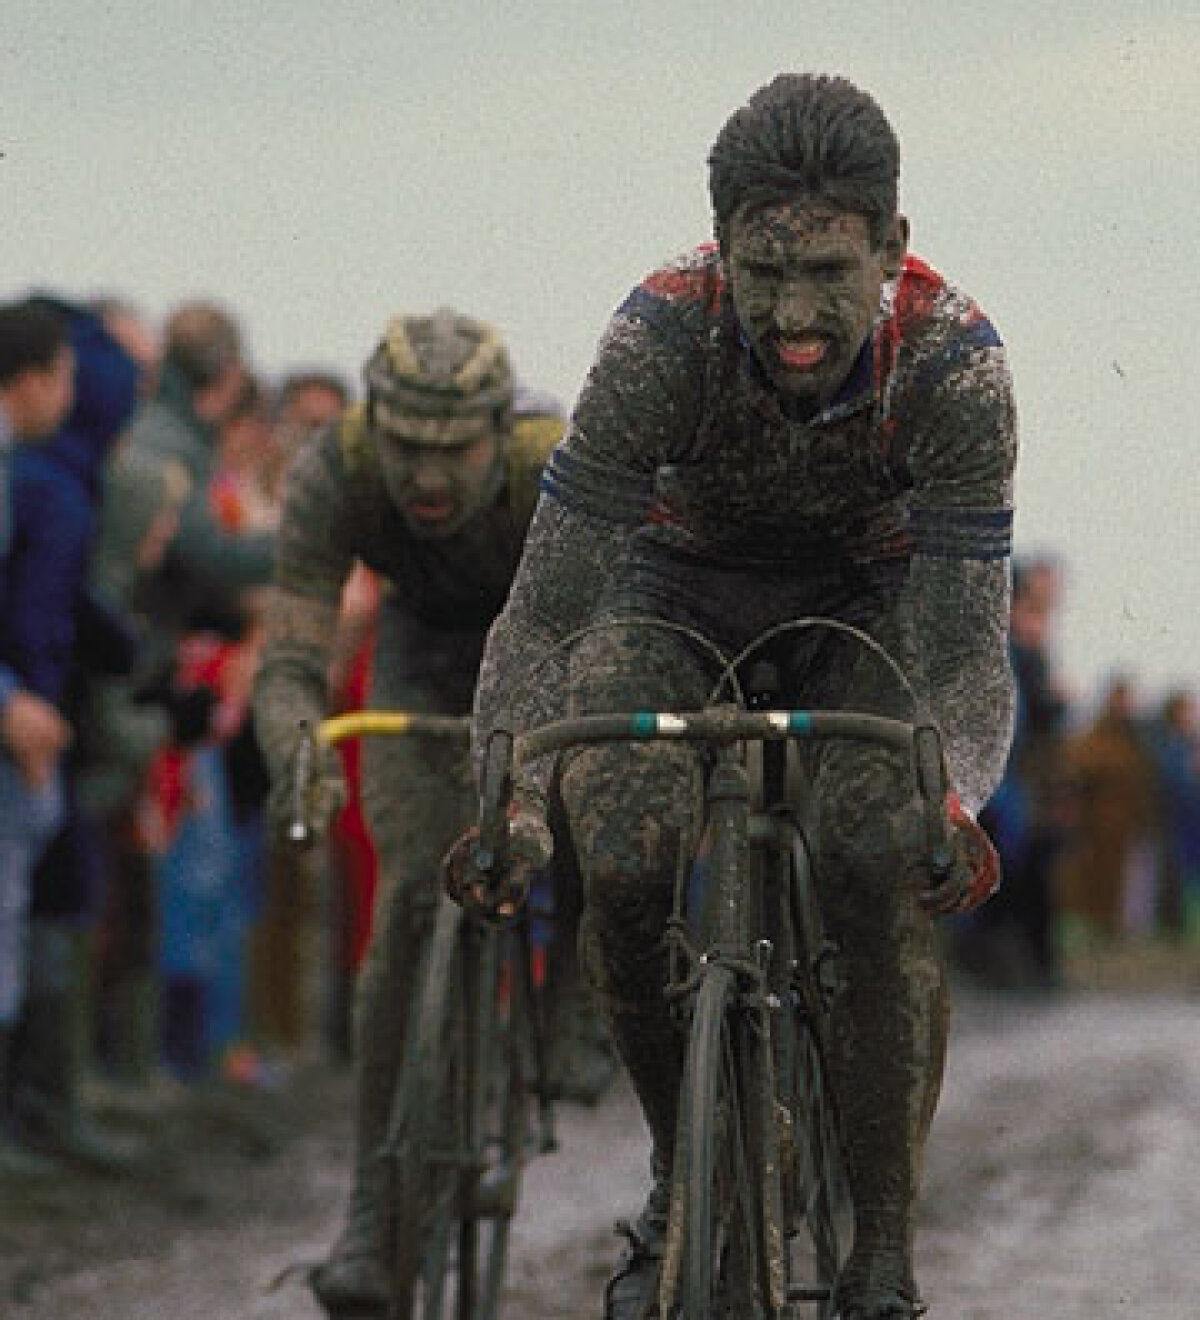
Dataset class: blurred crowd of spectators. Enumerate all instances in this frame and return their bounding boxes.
[2,289,1198,1182]
[956,556,1200,993]
[0,291,375,1178]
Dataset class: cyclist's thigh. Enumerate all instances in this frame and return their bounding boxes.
[792,613,928,903]
[356,669,473,993]
[361,614,477,898]
[560,620,711,864]
[556,624,710,1005]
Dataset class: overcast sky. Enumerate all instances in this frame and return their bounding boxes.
[5,1,1198,707]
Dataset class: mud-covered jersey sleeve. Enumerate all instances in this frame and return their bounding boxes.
[271,430,358,605]
[252,430,356,784]
[895,320,1019,814]
[473,296,705,798]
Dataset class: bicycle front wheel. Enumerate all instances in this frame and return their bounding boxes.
[785,834,848,1320]
[385,896,527,1320]
[669,965,773,1319]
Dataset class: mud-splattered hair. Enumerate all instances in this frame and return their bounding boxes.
[708,73,900,248]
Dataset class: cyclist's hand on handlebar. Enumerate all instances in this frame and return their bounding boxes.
[921,791,1001,915]
[268,742,347,849]
[441,802,554,926]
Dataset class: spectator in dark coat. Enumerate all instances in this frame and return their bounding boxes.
[964,558,1073,990]
[1144,689,1200,934]
[0,298,75,1176]
[1058,675,1160,937]
[120,302,273,671]
[5,298,145,1171]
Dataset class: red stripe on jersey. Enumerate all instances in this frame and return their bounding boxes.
[642,244,725,314]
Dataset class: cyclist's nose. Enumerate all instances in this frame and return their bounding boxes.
[775,282,821,337]
[409,453,450,494]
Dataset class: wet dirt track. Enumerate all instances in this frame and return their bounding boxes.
[5,980,1200,1319]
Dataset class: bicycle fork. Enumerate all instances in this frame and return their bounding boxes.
[693,747,792,1315]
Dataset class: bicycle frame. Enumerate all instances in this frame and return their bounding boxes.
[665,728,851,1315]
[290,710,556,1320]
[677,740,793,1310]
[478,703,951,1318]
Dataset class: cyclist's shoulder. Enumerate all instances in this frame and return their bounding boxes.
[276,412,360,532]
[569,244,717,447]
[508,407,566,477]
[506,390,568,527]
[614,242,725,346]
[334,401,377,477]
[883,255,1006,377]
[879,259,1015,489]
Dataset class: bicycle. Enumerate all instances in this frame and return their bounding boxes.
[473,618,953,1318]
[292,709,558,1320]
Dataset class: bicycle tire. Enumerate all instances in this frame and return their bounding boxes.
[671,964,771,1319]
[385,896,528,1319]
[785,834,848,1319]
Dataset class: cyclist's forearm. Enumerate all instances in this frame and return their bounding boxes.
[476,614,573,807]
[474,499,624,800]
[910,554,1014,816]
[252,589,340,781]
[897,330,1016,815]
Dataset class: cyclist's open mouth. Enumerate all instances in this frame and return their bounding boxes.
[777,337,827,370]
[406,500,456,524]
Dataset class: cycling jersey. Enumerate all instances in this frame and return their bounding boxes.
[478,248,1017,813]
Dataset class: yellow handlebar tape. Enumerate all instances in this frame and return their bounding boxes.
[317,711,416,745]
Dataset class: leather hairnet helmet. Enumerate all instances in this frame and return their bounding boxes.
[363,307,513,445]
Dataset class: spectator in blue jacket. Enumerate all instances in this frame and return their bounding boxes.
[8,298,143,709]
[0,299,75,1176]
[5,297,146,1171]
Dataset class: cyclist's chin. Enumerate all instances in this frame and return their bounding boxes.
[769,358,838,405]
[402,501,463,539]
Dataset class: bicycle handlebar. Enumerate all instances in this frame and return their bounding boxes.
[317,712,470,745]
[287,711,470,847]
[515,708,917,764]
[477,706,955,883]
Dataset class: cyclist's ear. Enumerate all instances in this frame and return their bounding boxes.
[881,214,909,281]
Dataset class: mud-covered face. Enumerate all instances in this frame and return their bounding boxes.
[372,424,504,539]
[726,199,906,415]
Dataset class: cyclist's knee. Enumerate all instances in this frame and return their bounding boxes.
[574,848,681,1002]
[819,751,926,888]
[561,749,699,1003]
[561,743,697,871]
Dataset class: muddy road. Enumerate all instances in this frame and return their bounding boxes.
[4,979,1200,1319]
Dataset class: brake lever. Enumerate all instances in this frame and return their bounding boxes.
[288,719,317,847]
[913,723,954,879]
[475,728,514,876]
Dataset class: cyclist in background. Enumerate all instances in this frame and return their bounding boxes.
[453,73,1015,1319]
[253,310,611,1319]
